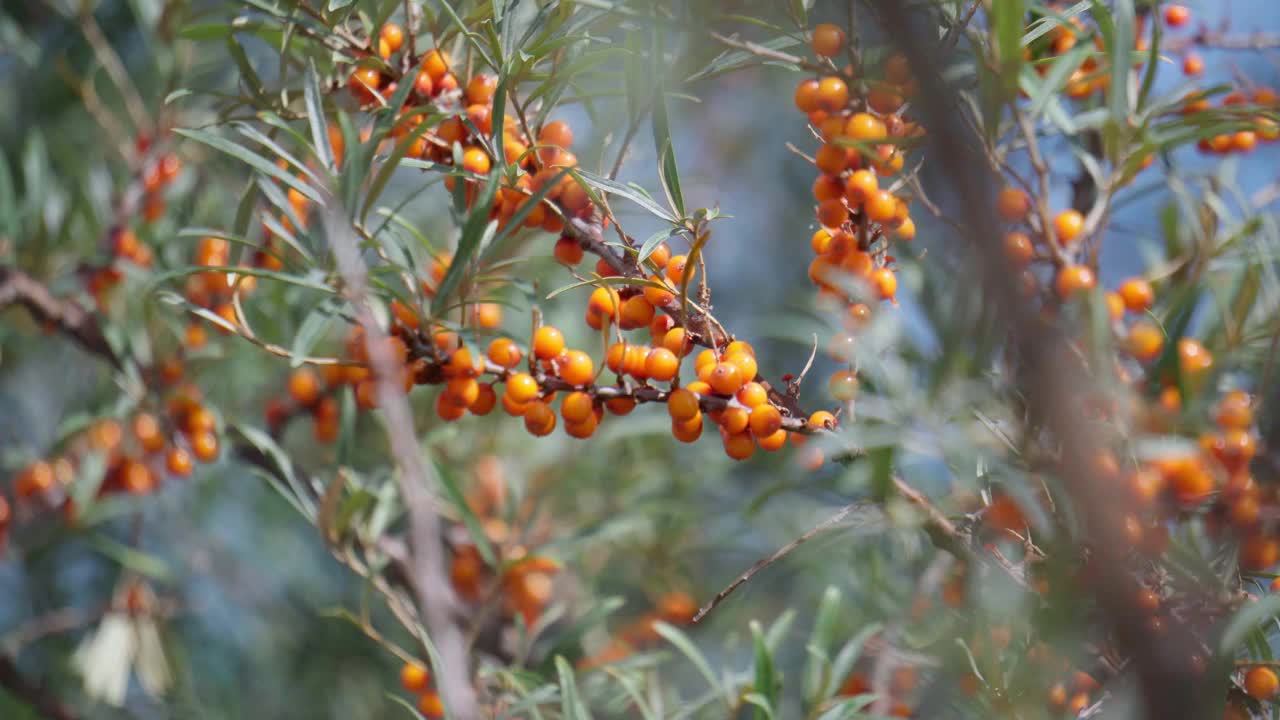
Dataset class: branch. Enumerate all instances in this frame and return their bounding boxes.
[323,205,481,719]
[0,267,123,371]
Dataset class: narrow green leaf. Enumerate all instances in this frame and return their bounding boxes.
[305,61,336,171]
[751,620,778,715]
[653,622,732,707]
[573,169,676,222]
[992,0,1026,97]
[175,128,324,205]
[556,656,592,720]
[434,460,497,566]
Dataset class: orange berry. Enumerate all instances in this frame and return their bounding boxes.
[288,368,321,406]
[400,663,431,693]
[470,383,497,415]
[348,67,382,103]
[723,431,756,460]
[817,198,849,228]
[483,338,519,368]
[132,413,166,453]
[1125,321,1164,362]
[845,170,879,205]
[1182,53,1203,76]
[465,73,498,105]
[1054,265,1096,299]
[864,190,897,223]
[748,404,782,437]
[665,255,693,286]
[816,76,849,112]
[1053,209,1085,244]
[872,268,897,300]
[795,78,822,113]
[559,349,594,386]
[587,286,621,319]
[1246,667,1280,700]
[1177,337,1214,377]
[523,401,556,436]
[828,370,859,401]
[720,406,750,434]
[619,295,656,330]
[560,391,595,424]
[539,120,574,149]
[532,326,565,359]
[417,690,445,718]
[380,24,404,54]
[808,410,837,430]
[672,412,704,443]
[554,235,584,265]
[815,143,847,175]
[668,388,700,421]
[462,146,491,175]
[662,327,694,357]
[506,372,540,404]
[708,363,744,396]
[605,397,636,415]
[1216,390,1253,430]
[421,49,450,82]
[995,187,1031,222]
[1004,231,1034,267]
[737,382,768,408]
[845,112,886,141]
[725,352,757,383]
[161,446,192,477]
[645,347,680,382]
[1163,4,1190,27]
[445,377,481,408]
[810,24,846,57]
[190,431,220,462]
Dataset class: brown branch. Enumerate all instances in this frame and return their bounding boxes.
[870,2,1213,717]
[323,205,481,719]
[0,267,123,371]
[692,500,874,624]
[0,656,78,720]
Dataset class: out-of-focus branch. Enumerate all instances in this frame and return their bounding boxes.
[1168,30,1280,52]
[323,205,481,719]
[0,267,123,371]
[867,2,1211,718]
[0,656,79,720]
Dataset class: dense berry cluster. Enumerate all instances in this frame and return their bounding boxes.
[7,364,217,544]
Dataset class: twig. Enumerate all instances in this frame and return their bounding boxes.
[0,267,123,371]
[692,500,873,624]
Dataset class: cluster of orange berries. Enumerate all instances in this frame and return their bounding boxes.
[578,592,698,669]
[181,236,264,347]
[794,23,919,421]
[137,136,183,222]
[448,457,560,626]
[1186,88,1280,154]
[993,186,1102,300]
[347,27,592,237]
[398,661,444,718]
[8,376,218,526]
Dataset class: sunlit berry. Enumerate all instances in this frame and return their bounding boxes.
[533,326,565,360]
[1053,209,1085,244]
[810,23,846,57]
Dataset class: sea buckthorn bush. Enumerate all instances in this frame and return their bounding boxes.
[3,1,1280,718]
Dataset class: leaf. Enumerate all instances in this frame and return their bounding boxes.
[991,0,1026,97]
[1106,0,1136,126]
[826,623,883,702]
[431,173,500,315]
[226,35,265,98]
[232,423,316,520]
[573,169,676,222]
[305,61,336,172]
[649,32,684,219]
[175,128,324,205]
[751,620,778,715]
[556,656,593,720]
[90,535,170,580]
[803,586,843,702]
[653,622,732,707]
[433,459,497,566]
[1220,594,1280,658]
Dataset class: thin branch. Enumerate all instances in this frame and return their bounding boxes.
[692,500,873,624]
[323,204,481,719]
[0,267,123,371]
